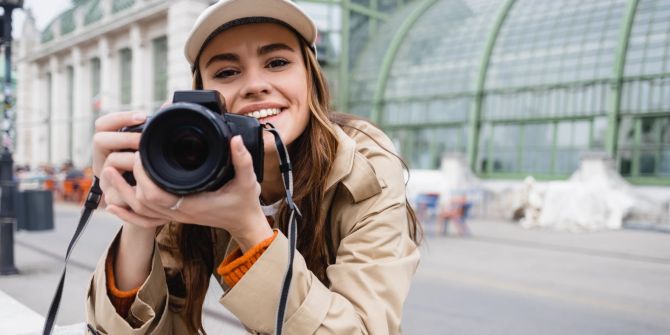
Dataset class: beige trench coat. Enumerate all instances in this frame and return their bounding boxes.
[86,119,420,334]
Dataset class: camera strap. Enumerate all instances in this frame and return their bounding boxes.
[42,178,103,335]
[43,125,300,335]
[263,123,301,335]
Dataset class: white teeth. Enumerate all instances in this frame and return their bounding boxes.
[245,108,282,119]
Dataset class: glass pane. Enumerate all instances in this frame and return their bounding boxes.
[411,129,433,169]
[522,123,553,174]
[660,149,670,177]
[619,150,633,176]
[592,117,608,149]
[491,124,521,172]
[639,150,656,175]
[152,36,168,104]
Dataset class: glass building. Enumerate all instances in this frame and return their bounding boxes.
[347,0,670,184]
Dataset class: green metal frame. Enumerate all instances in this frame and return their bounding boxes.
[299,0,390,111]
[370,0,439,124]
[606,0,640,156]
[338,0,351,110]
[467,0,516,171]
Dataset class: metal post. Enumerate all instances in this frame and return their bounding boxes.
[0,2,21,276]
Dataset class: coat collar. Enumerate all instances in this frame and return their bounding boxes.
[324,124,356,192]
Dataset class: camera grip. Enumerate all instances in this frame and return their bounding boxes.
[122,171,136,186]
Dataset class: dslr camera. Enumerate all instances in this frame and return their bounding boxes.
[122,90,264,195]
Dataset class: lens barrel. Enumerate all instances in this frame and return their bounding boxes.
[138,102,234,195]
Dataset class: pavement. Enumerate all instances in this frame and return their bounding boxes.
[1,203,669,334]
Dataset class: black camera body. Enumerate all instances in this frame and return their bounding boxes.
[122,90,264,195]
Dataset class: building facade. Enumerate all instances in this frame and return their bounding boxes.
[16,0,212,168]
[15,0,395,169]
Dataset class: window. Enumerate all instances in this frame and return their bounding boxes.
[119,48,132,106]
[152,36,168,108]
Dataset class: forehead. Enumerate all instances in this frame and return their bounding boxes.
[200,23,301,57]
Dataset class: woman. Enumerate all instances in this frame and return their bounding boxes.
[87,0,420,334]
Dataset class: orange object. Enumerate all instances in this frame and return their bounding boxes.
[217,231,278,287]
[44,178,55,191]
[105,254,139,318]
[78,178,93,203]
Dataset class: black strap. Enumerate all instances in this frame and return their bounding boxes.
[263,123,301,335]
[43,126,299,335]
[42,178,103,335]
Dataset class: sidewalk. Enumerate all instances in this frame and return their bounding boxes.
[0,202,244,334]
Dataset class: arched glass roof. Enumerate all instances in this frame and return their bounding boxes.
[486,0,625,90]
[348,0,670,180]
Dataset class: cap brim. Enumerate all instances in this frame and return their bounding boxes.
[185,0,317,66]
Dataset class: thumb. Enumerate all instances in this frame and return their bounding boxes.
[230,135,256,183]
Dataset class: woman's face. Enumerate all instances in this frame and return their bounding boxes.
[198,23,310,151]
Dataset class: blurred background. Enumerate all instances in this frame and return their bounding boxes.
[0,0,669,334]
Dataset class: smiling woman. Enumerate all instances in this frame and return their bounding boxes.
[85,1,421,334]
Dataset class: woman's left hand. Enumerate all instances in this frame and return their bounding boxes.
[131,135,273,251]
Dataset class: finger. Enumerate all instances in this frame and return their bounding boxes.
[106,204,167,229]
[132,152,182,210]
[102,152,136,173]
[104,166,167,220]
[93,132,142,153]
[95,111,147,132]
[230,136,257,185]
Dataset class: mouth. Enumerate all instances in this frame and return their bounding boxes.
[243,108,285,121]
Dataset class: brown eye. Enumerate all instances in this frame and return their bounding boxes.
[267,59,290,69]
[215,69,239,79]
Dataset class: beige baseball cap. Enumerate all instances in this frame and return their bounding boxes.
[184,0,318,67]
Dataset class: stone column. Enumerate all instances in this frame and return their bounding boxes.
[98,37,112,114]
[48,56,65,165]
[30,64,44,166]
[71,47,90,167]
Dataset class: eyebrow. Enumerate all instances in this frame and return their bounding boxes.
[205,53,240,68]
[258,43,295,55]
[204,43,296,68]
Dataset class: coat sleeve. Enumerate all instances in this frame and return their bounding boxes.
[85,224,196,334]
[219,164,420,334]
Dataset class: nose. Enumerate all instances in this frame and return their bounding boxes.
[240,69,271,98]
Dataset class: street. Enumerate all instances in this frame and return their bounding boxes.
[1,203,669,334]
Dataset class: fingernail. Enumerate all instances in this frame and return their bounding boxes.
[133,112,146,121]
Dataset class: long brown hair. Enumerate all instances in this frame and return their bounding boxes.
[179,32,422,334]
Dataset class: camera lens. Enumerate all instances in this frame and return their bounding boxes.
[139,102,232,195]
[168,126,209,171]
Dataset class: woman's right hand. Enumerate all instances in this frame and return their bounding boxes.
[92,111,170,230]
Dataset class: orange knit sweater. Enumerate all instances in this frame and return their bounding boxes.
[106,229,277,318]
